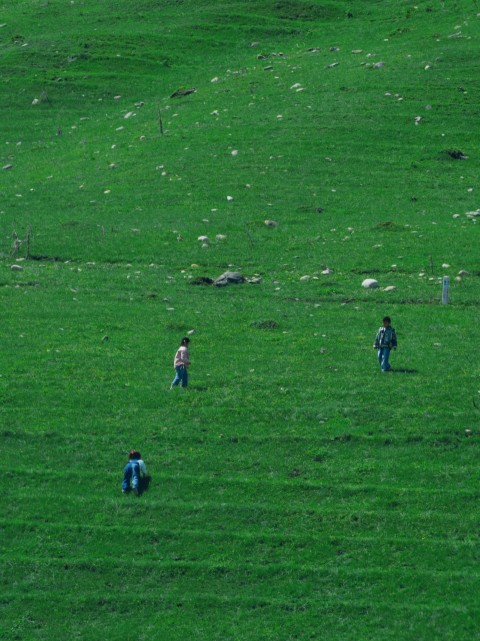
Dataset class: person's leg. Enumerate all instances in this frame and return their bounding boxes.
[381,348,391,371]
[181,366,188,388]
[131,462,141,495]
[377,349,383,368]
[122,462,132,492]
[171,367,182,388]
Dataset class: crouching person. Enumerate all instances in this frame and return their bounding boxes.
[122,450,147,496]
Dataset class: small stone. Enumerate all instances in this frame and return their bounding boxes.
[300,275,310,281]
[227,195,233,201]
[362,278,379,289]
[197,235,209,242]
[2,164,13,170]
[124,111,134,119]
[442,263,450,268]
[458,270,469,276]
[383,285,396,292]
[264,220,278,227]
[216,234,226,240]
[187,329,195,335]
[11,264,23,271]
[321,268,333,275]
[231,150,238,156]
[373,61,385,69]
[452,214,460,218]
[102,335,109,342]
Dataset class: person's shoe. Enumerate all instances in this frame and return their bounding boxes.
[122,488,129,493]
[133,487,140,496]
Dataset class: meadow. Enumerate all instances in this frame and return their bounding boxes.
[1,1,479,639]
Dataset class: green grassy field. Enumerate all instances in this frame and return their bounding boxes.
[1,1,479,639]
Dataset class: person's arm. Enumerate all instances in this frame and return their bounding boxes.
[391,328,398,349]
[139,460,147,476]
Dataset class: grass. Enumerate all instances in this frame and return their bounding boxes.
[1,1,480,639]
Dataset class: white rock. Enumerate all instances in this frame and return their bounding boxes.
[264,219,278,227]
[458,270,469,276]
[452,214,460,218]
[290,83,302,89]
[211,77,219,83]
[383,285,396,292]
[197,235,209,242]
[231,150,238,156]
[216,234,226,240]
[442,263,450,268]
[362,278,379,289]
[187,329,195,335]
[321,268,333,275]
[373,61,385,68]
[226,195,233,201]
[11,264,23,271]
[300,275,310,282]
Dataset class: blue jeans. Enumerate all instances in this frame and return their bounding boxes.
[171,365,188,388]
[378,348,391,371]
[122,461,140,491]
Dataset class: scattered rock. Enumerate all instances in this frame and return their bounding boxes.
[452,214,460,219]
[11,264,23,271]
[2,164,13,170]
[458,270,469,276]
[215,234,227,240]
[362,278,379,289]
[327,62,339,68]
[264,65,273,71]
[300,275,310,282]
[321,268,333,275]
[383,285,396,292]
[187,329,195,335]
[372,61,385,69]
[170,87,196,98]
[466,210,480,218]
[226,196,233,201]
[264,220,278,227]
[134,101,145,108]
[124,111,134,119]
[213,271,245,287]
[352,49,363,54]
[102,335,109,341]
[197,235,209,242]
[442,263,450,268]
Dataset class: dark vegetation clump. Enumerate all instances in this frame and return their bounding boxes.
[251,320,279,330]
[441,148,468,160]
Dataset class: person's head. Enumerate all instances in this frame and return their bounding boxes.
[382,316,391,327]
[129,450,141,460]
[180,336,190,346]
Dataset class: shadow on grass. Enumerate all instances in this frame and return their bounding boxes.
[137,475,152,496]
